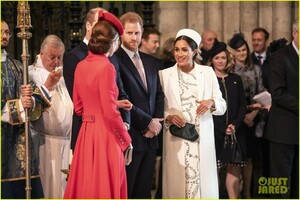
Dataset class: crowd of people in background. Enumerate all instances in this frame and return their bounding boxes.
[1,7,298,199]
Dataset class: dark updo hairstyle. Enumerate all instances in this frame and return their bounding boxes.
[88,20,118,54]
[175,36,198,59]
[228,33,253,68]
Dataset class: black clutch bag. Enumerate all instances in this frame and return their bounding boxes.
[169,123,199,142]
[219,132,242,165]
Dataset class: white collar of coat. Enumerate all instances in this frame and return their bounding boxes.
[33,54,46,70]
[1,49,7,62]
[167,62,205,107]
[83,37,89,46]
[292,40,299,55]
[169,62,204,76]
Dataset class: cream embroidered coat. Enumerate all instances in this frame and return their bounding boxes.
[159,63,226,198]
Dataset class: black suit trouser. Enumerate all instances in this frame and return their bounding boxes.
[126,148,156,199]
[70,114,82,151]
[269,141,299,198]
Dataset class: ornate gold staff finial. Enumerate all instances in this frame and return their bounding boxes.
[16,1,32,199]
[17,0,32,70]
[17,1,32,40]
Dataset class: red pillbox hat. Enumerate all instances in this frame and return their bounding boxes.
[98,10,124,36]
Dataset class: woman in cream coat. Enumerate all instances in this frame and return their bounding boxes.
[159,29,226,198]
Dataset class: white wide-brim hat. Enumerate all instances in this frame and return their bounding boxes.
[176,28,202,47]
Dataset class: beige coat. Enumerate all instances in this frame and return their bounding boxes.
[159,63,226,198]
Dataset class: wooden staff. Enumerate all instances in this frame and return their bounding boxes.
[16,1,32,198]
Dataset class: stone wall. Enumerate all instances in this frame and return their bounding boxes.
[156,1,299,50]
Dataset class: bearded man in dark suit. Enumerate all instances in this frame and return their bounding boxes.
[115,12,164,199]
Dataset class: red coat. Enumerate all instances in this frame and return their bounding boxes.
[64,52,131,198]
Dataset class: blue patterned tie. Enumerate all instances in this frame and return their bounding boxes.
[257,55,263,67]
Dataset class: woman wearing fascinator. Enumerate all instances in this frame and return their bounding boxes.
[207,40,247,198]
[159,28,226,198]
[64,11,132,198]
[228,33,266,198]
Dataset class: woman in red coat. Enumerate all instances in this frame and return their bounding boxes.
[64,11,132,198]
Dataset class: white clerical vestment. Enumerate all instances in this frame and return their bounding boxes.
[29,55,73,198]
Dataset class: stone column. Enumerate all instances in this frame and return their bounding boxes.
[156,2,187,43]
[154,1,297,47]
[223,2,241,44]
[258,1,273,42]
[240,2,258,44]
[292,1,299,20]
[272,1,292,41]
[187,2,205,34]
[205,2,223,40]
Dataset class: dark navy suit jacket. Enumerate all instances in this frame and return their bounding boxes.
[115,47,164,151]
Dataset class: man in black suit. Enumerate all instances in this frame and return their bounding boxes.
[115,12,164,198]
[251,27,270,90]
[266,19,299,198]
[250,27,270,197]
[63,7,131,153]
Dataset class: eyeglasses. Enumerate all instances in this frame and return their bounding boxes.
[1,31,12,37]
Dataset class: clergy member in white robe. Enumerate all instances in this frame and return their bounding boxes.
[28,35,73,198]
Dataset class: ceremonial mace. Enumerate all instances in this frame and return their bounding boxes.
[16,1,32,198]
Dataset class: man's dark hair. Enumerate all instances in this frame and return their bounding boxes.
[142,27,160,40]
[252,27,269,40]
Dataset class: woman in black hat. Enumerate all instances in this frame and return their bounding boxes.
[208,40,247,198]
[228,33,266,198]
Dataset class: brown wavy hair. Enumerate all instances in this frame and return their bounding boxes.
[88,20,118,54]
[207,49,235,74]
